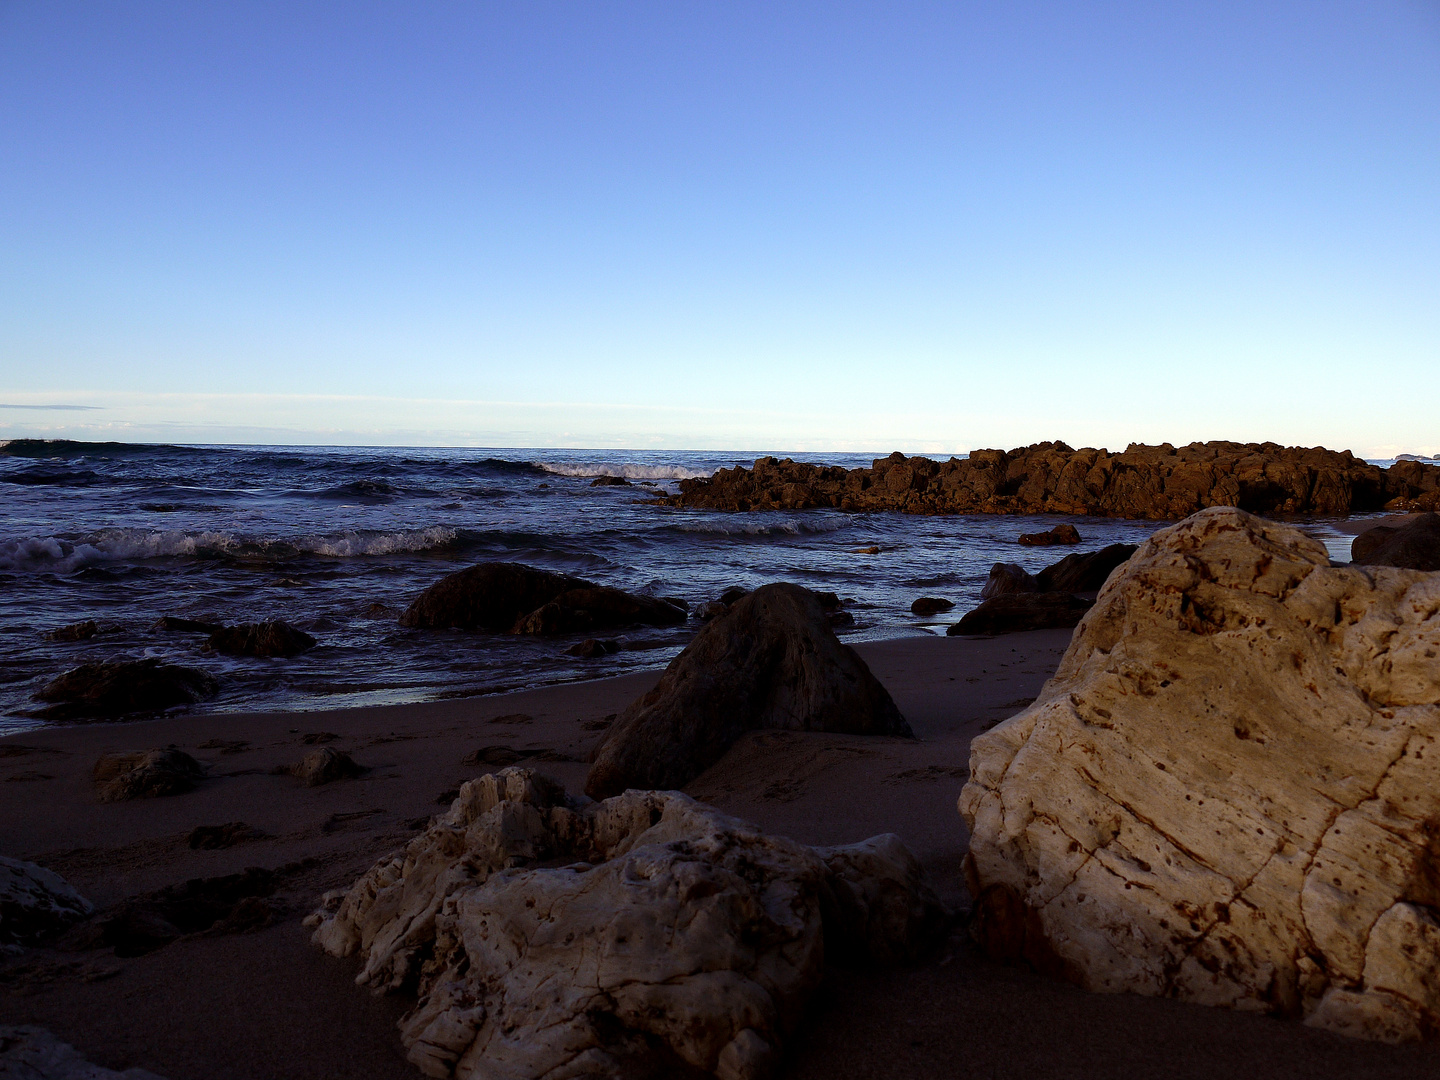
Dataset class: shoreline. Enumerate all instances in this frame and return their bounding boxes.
[1,630,1434,1078]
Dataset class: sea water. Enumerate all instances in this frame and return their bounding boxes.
[0,440,1372,732]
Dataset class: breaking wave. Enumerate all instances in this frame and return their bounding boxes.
[670,516,852,538]
[536,461,713,481]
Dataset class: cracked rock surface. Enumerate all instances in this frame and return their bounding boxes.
[959,506,1440,1042]
[310,768,946,1079]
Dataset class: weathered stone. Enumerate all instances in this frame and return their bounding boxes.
[309,768,947,1080]
[92,749,205,802]
[946,593,1093,636]
[958,507,1440,1041]
[0,1026,167,1079]
[207,620,317,658]
[33,660,218,720]
[910,597,955,616]
[1351,512,1440,572]
[669,442,1437,520]
[513,588,685,635]
[586,584,911,799]
[1018,524,1081,546]
[0,857,93,945]
[980,563,1039,599]
[283,747,362,786]
[1033,543,1139,593]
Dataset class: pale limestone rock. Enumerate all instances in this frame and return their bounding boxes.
[958,507,1440,1041]
[0,857,93,945]
[311,768,945,1079]
[0,1026,166,1079]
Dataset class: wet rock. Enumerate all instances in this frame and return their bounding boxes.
[515,588,685,635]
[565,638,620,658]
[0,857,93,945]
[909,597,955,616]
[695,601,728,621]
[1350,512,1440,572]
[187,822,267,850]
[589,475,632,487]
[980,563,1039,599]
[669,441,1429,520]
[207,620,317,658]
[92,749,205,802]
[718,586,749,605]
[587,583,911,799]
[43,621,97,643]
[310,769,947,1080]
[0,1025,167,1079]
[282,747,362,786]
[399,563,593,631]
[33,660,218,721]
[1018,523,1081,546]
[946,593,1093,636]
[1034,543,1139,593]
[959,507,1440,1042]
[152,615,223,635]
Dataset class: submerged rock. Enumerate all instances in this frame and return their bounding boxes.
[0,857,93,945]
[586,583,911,799]
[400,562,683,636]
[309,768,947,1080]
[565,638,620,658]
[909,597,955,616]
[43,620,97,642]
[152,615,223,635]
[207,619,317,658]
[947,593,1094,636]
[1018,523,1081,546]
[589,475,632,487]
[960,507,1440,1042]
[93,748,206,802]
[33,660,218,720]
[1350,512,1440,572]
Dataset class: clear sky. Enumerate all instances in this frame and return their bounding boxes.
[1,1,1437,455]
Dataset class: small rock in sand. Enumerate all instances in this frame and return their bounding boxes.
[282,747,362,786]
[92,749,205,802]
[0,857,93,945]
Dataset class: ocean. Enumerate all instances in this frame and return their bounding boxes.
[0,440,1373,733]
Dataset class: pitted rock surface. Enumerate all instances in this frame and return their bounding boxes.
[959,507,1440,1042]
[310,768,946,1079]
[669,442,1440,519]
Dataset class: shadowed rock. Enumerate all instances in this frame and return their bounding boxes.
[980,563,1039,599]
[514,587,685,635]
[152,615,223,634]
[0,1026,167,1079]
[283,747,362,786]
[589,475,632,487]
[310,769,947,1080]
[93,748,205,802]
[1034,543,1139,592]
[586,583,911,799]
[947,593,1094,636]
[1018,524,1081,546]
[80,868,278,957]
[961,507,1440,1042]
[187,822,267,850]
[909,597,955,616]
[207,620,317,658]
[0,857,93,944]
[565,638,620,658]
[43,620,97,642]
[1350,512,1440,572]
[33,660,218,720]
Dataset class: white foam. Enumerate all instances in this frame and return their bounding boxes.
[294,526,457,557]
[673,516,851,537]
[535,461,713,481]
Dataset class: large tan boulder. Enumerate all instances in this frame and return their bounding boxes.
[310,768,946,1080]
[959,507,1440,1042]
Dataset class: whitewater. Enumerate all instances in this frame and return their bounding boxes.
[0,440,1365,732]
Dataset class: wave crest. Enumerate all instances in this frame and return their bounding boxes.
[536,461,713,481]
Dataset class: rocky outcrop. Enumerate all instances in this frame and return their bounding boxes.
[586,584,910,799]
[670,442,1440,520]
[400,563,684,635]
[282,747,362,786]
[1018,524,1080,546]
[32,660,218,720]
[0,857,93,944]
[959,507,1440,1042]
[0,1026,167,1079]
[92,749,205,802]
[946,593,1094,636]
[1351,513,1440,572]
[309,768,947,1080]
[207,620,317,658]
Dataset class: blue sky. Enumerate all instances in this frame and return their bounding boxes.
[1,1,1437,454]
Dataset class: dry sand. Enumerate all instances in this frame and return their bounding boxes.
[1,632,1436,1079]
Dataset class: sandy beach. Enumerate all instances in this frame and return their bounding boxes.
[2,630,1436,1079]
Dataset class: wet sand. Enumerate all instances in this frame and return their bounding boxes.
[1,632,1435,1079]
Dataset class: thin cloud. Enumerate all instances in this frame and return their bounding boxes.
[0,404,103,411]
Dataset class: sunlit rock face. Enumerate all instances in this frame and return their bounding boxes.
[311,769,946,1079]
[959,507,1440,1042]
